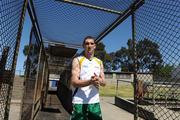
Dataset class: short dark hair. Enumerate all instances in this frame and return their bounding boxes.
[83,36,95,46]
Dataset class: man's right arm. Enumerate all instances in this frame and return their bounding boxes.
[71,58,93,87]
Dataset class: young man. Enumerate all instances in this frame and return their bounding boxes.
[71,36,106,120]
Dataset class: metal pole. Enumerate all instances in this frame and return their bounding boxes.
[132,8,138,120]
[56,0,123,15]
[116,80,119,96]
[96,0,144,43]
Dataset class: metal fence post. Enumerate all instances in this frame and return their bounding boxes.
[116,80,119,96]
[132,7,138,120]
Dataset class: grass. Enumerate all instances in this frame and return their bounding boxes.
[99,83,134,99]
[144,86,180,100]
[100,83,180,100]
[99,84,116,97]
[117,84,134,98]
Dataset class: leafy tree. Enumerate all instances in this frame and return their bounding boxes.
[112,38,163,72]
[94,42,112,71]
[23,45,29,69]
[113,46,132,71]
[154,64,174,81]
[136,38,163,72]
[23,45,29,56]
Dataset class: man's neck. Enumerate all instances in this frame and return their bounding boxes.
[85,52,94,60]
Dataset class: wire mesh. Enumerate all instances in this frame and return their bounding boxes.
[134,0,180,119]
[21,28,41,120]
[73,0,135,12]
[21,27,49,120]
[116,73,134,99]
[0,0,26,119]
[32,0,135,46]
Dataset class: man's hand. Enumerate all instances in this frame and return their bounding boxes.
[91,75,100,88]
[93,73,105,87]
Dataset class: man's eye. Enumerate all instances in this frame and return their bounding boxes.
[85,43,94,45]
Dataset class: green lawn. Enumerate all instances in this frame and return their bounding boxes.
[100,83,180,100]
[99,84,116,97]
[99,83,134,98]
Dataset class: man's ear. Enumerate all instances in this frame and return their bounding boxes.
[94,45,96,49]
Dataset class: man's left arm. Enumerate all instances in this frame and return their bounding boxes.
[99,63,106,86]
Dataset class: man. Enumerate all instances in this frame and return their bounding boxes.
[71,36,106,120]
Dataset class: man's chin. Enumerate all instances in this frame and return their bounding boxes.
[87,51,92,54]
[87,51,93,57]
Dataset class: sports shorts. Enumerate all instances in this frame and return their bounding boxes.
[71,103,102,120]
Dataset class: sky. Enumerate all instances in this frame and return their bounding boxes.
[15,12,132,73]
[102,16,132,53]
[16,12,32,74]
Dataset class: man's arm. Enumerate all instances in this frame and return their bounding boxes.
[71,58,99,88]
[99,63,106,86]
[94,62,106,87]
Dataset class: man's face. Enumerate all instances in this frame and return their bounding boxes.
[83,38,96,54]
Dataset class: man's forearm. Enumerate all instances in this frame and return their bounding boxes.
[72,79,92,88]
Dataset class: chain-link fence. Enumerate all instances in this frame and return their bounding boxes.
[0,0,27,119]
[21,28,49,120]
[1,0,179,120]
[116,73,134,99]
[134,0,180,119]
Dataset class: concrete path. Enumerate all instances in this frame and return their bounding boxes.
[100,97,134,120]
[36,95,133,120]
[36,94,70,120]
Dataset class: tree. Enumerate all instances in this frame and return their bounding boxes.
[154,64,174,81]
[94,42,112,71]
[23,45,29,56]
[112,38,163,72]
[113,47,131,71]
[136,38,163,72]
[23,45,29,69]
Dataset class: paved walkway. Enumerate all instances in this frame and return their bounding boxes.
[36,94,133,120]
[36,94,70,120]
[101,97,133,120]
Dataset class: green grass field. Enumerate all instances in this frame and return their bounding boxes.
[99,83,134,98]
[100,83,180,100]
